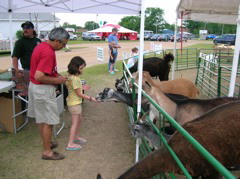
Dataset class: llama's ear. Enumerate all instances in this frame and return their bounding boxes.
[139,110,150,121]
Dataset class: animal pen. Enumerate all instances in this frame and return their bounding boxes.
[121,49,240,178]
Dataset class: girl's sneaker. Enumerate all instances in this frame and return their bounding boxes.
[110,71,115,75]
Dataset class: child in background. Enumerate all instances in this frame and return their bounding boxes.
[65,56,97,151]
[109,41,118,75]
[127,47,139,68]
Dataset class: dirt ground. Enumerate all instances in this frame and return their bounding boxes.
[0,40,212,179]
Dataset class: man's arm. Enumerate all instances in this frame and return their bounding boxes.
[34,70,67,84]
[12,57,19,70]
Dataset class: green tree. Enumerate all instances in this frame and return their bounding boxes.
[183,20,237,35]
[119,16,140,32]
[145,7,165,33]
[62,22,82,30]
[163,23,175,31]
[16,30,23,39]
[84,21,99,30]
[183,20,204,34]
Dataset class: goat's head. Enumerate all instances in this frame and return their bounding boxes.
[95,88,116,102]
[129,122,150,138]
[131,71,153,89]
[115,78,125,91]
[129,111,153,138]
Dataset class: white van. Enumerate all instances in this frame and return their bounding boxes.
[137,30,154,40]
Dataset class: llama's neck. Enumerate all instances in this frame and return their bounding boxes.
[118,147,173,178]
[113,92,134,107]
[151,87,177,118]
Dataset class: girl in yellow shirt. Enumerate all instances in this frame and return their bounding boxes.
[65,56,97,150]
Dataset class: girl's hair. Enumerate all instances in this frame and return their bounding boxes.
[68,56,86,75]
[132,47,138,52]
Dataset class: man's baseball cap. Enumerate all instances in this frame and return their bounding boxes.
[21,21,34,29]
[112,27,119,32]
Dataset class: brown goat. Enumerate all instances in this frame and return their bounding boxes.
[134,71,239,126]
[133,71,199,98]
[118,101,240,178]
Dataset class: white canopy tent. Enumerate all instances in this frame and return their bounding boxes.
[0,0,145,162]
[88,25,137,33]
[176,0,240,96]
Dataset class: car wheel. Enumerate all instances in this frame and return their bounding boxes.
[214,41,217,45]
[226,42,231,46]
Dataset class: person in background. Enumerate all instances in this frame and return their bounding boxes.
[108,41,118,74]
[108,27,121,72]
[28,27,69,160]
[127,47,139,68]
[65,56,97,151]
[12,21,41,72]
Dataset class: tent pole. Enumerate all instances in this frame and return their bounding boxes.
[8,0,13,61]
[228,4,240,97]
[172,15,178,80]
[135,0,145,163]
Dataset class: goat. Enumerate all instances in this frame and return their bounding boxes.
[115,53,174,91]
[96,88,134,107]
[95,88,188,107]
[134,71,239,126]
[118,101,240,178]
[133,71,199,99]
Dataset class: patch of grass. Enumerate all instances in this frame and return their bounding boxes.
[184,43,215,49]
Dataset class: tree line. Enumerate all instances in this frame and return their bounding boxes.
[62,7,237,35]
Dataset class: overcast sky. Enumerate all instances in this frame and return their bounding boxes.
[55,0,180,27]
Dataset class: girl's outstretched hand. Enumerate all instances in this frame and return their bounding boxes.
[89,97,98,102]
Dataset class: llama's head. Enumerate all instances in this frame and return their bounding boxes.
[164,53,174,62]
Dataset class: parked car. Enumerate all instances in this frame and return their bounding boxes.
[81,32,90,40]
[150,34,161,41]
[205,34,217,40]
[157,34,170,41]
[213,34,236,45]
[69,33,77,40]
[170,34,187,42]
[144,34,152,40]
[83,33,101,41]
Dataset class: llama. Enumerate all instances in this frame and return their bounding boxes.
[117,101,240,178]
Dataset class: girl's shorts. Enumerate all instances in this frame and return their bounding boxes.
[68,104,82,114]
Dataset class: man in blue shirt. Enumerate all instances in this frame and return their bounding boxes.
[108,27,121,73]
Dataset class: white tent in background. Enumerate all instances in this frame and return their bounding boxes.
[88,24,138,40]
[88,24,137,33]
[176,0,240,97]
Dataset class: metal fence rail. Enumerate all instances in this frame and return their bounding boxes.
[121,50,237,178]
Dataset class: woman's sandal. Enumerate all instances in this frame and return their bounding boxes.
[42,151,65,160]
